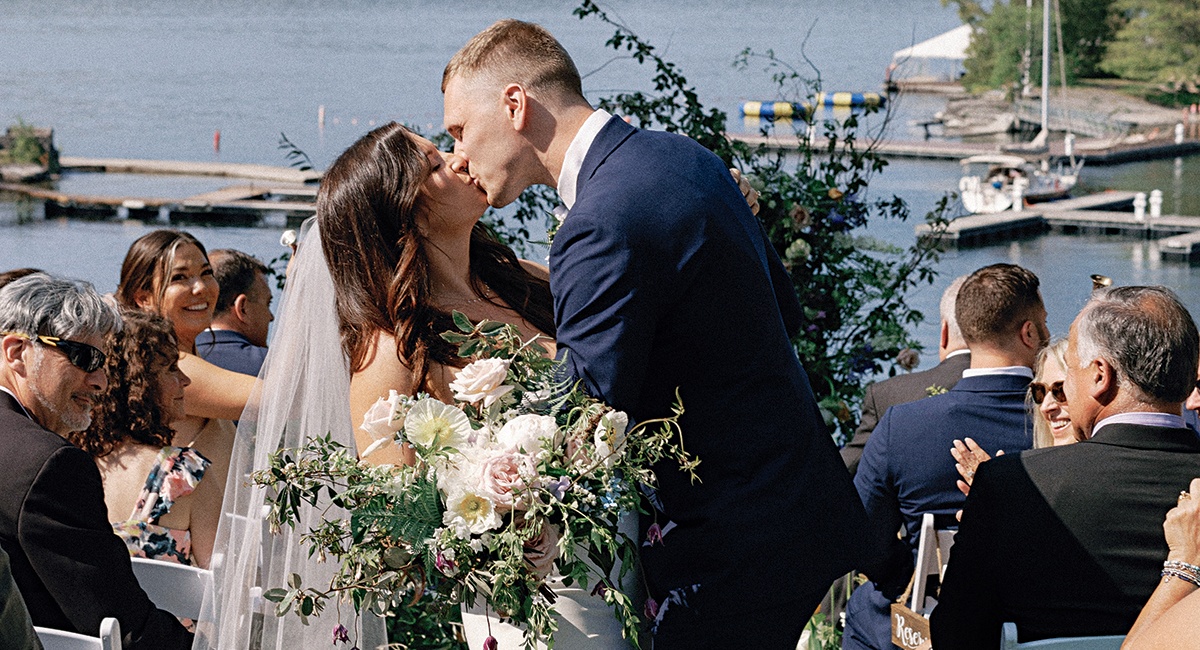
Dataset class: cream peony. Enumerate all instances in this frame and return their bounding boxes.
[405,398,472,450]
[495,413,558,454]
[594,410,630,468]
[359,390,407,458]
[449,358,514,408]
[443,488,502,536]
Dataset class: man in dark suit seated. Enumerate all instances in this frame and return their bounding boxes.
[931,285,1200,648]
[195,248,273,377]
[843,275,971,475]
[0,273,192,649]
[844,264,1046,650]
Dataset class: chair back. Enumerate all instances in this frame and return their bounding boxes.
[130,557,213,620]
[35,617,121,650]
[1001,622,1125,649]
[909,512,957,613]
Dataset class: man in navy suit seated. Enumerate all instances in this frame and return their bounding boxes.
[195,249,273,377]
[844,263,1047,650]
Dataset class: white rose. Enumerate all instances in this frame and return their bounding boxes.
[359,390,406,458]
[449,358,514,408]
[496,414,558,454]
[594,410,629,468]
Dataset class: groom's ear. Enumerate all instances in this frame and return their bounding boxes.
[503,83,529,132]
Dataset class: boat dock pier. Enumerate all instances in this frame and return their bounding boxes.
[0,157,319,225]
[726,133,1200,166]
[919,190,1200,261]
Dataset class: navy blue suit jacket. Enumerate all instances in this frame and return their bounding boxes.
[195,329,267,377]
[844,373,1034,650]
[549,116,869,618]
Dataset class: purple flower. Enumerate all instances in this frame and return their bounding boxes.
[806,324,819,332]
[644,597,660,619]
[546,476,571,501]
[815,310,826,319]
[829,210,846,227]
[435,551,455,574]
[591,581,609,598]
[646,523,664,546]
[332,624,350,645]
[483,636,499,650]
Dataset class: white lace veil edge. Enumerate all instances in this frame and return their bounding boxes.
[194,217,388,650]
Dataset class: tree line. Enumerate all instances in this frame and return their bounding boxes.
[944,0,1200,99]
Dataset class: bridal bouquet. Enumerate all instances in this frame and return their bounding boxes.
[254,313,697,648]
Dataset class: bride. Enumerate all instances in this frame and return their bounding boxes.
[198,121,630,650]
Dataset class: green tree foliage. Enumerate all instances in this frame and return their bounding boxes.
[1,118,47,166]
[944,0,1118,91]
[1101,0,1200,84]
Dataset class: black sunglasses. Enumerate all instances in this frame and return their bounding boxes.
[1029,380,1066,404]
[4,332,106,373]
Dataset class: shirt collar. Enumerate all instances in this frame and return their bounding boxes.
[945,349,970,359]
[556,109,613,210]
[1092,411,1186,437]
[961,365,1034,379]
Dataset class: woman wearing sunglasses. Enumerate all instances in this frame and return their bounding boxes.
[70,309,222,570]
[953,339,1083,494]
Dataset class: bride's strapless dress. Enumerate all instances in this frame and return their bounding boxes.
[460,513,638,649]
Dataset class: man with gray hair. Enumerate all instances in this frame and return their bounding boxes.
[0,273,192,649]
[933,285,1200,647]
[842,275,971,474]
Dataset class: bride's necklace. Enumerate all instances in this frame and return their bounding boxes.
[436,283,493,308]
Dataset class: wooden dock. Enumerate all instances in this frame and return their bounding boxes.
[727,132,1200,166]
[0,158,319,225]
[60,157,322,184]
[919,190,1200,262]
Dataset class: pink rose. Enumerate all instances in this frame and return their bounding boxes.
[522,520,560,581]
[476,448,535,512]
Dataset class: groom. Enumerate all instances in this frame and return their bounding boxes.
[443,20,869,647]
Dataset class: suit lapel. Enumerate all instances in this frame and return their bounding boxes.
[574,116,636,201]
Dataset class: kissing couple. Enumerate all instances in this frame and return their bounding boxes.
[197,19,869,650]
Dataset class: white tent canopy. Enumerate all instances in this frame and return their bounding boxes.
[892,24,972,62]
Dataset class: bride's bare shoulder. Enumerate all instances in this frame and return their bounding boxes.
[350,331,419,466]
[518,259,549,281]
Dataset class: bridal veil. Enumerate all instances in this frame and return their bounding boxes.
[194,218,388,649]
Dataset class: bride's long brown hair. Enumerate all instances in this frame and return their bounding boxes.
[318,121,554,391]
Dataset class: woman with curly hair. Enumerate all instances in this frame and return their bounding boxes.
[70,309,223,568]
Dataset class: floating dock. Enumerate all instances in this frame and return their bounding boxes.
[726,132,1200,165]
[919,191,1200,262]
[0,159,318,225]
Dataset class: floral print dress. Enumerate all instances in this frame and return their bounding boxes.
[112,446,210,565]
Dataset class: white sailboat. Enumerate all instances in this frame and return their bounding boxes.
[958,0,1084,214]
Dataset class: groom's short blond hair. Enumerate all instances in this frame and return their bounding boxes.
[442,19,584,101]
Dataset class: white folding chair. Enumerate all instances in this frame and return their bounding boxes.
[909,512,956,614]
[130,557,213,620]
[1001,622,1124,649]
[35,617,121,650]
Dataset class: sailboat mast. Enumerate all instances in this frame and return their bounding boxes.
[1041,0,1050,132]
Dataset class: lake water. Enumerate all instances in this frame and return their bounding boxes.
[2,0,1199,368]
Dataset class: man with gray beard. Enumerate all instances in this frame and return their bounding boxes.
[0,273,192,649]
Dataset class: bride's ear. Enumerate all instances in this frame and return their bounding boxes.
[503,83,528,131]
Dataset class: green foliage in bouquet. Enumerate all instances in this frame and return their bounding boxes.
[254,314,696,649]
[501,1,951,443]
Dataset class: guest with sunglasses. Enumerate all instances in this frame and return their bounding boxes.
[0,273,192,648]
[952,339,1085,494]
[69,309,221,571]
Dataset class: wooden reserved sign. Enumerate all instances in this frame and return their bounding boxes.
[890,603,932,650]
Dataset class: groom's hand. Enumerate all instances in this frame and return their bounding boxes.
[731,168,760,216]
